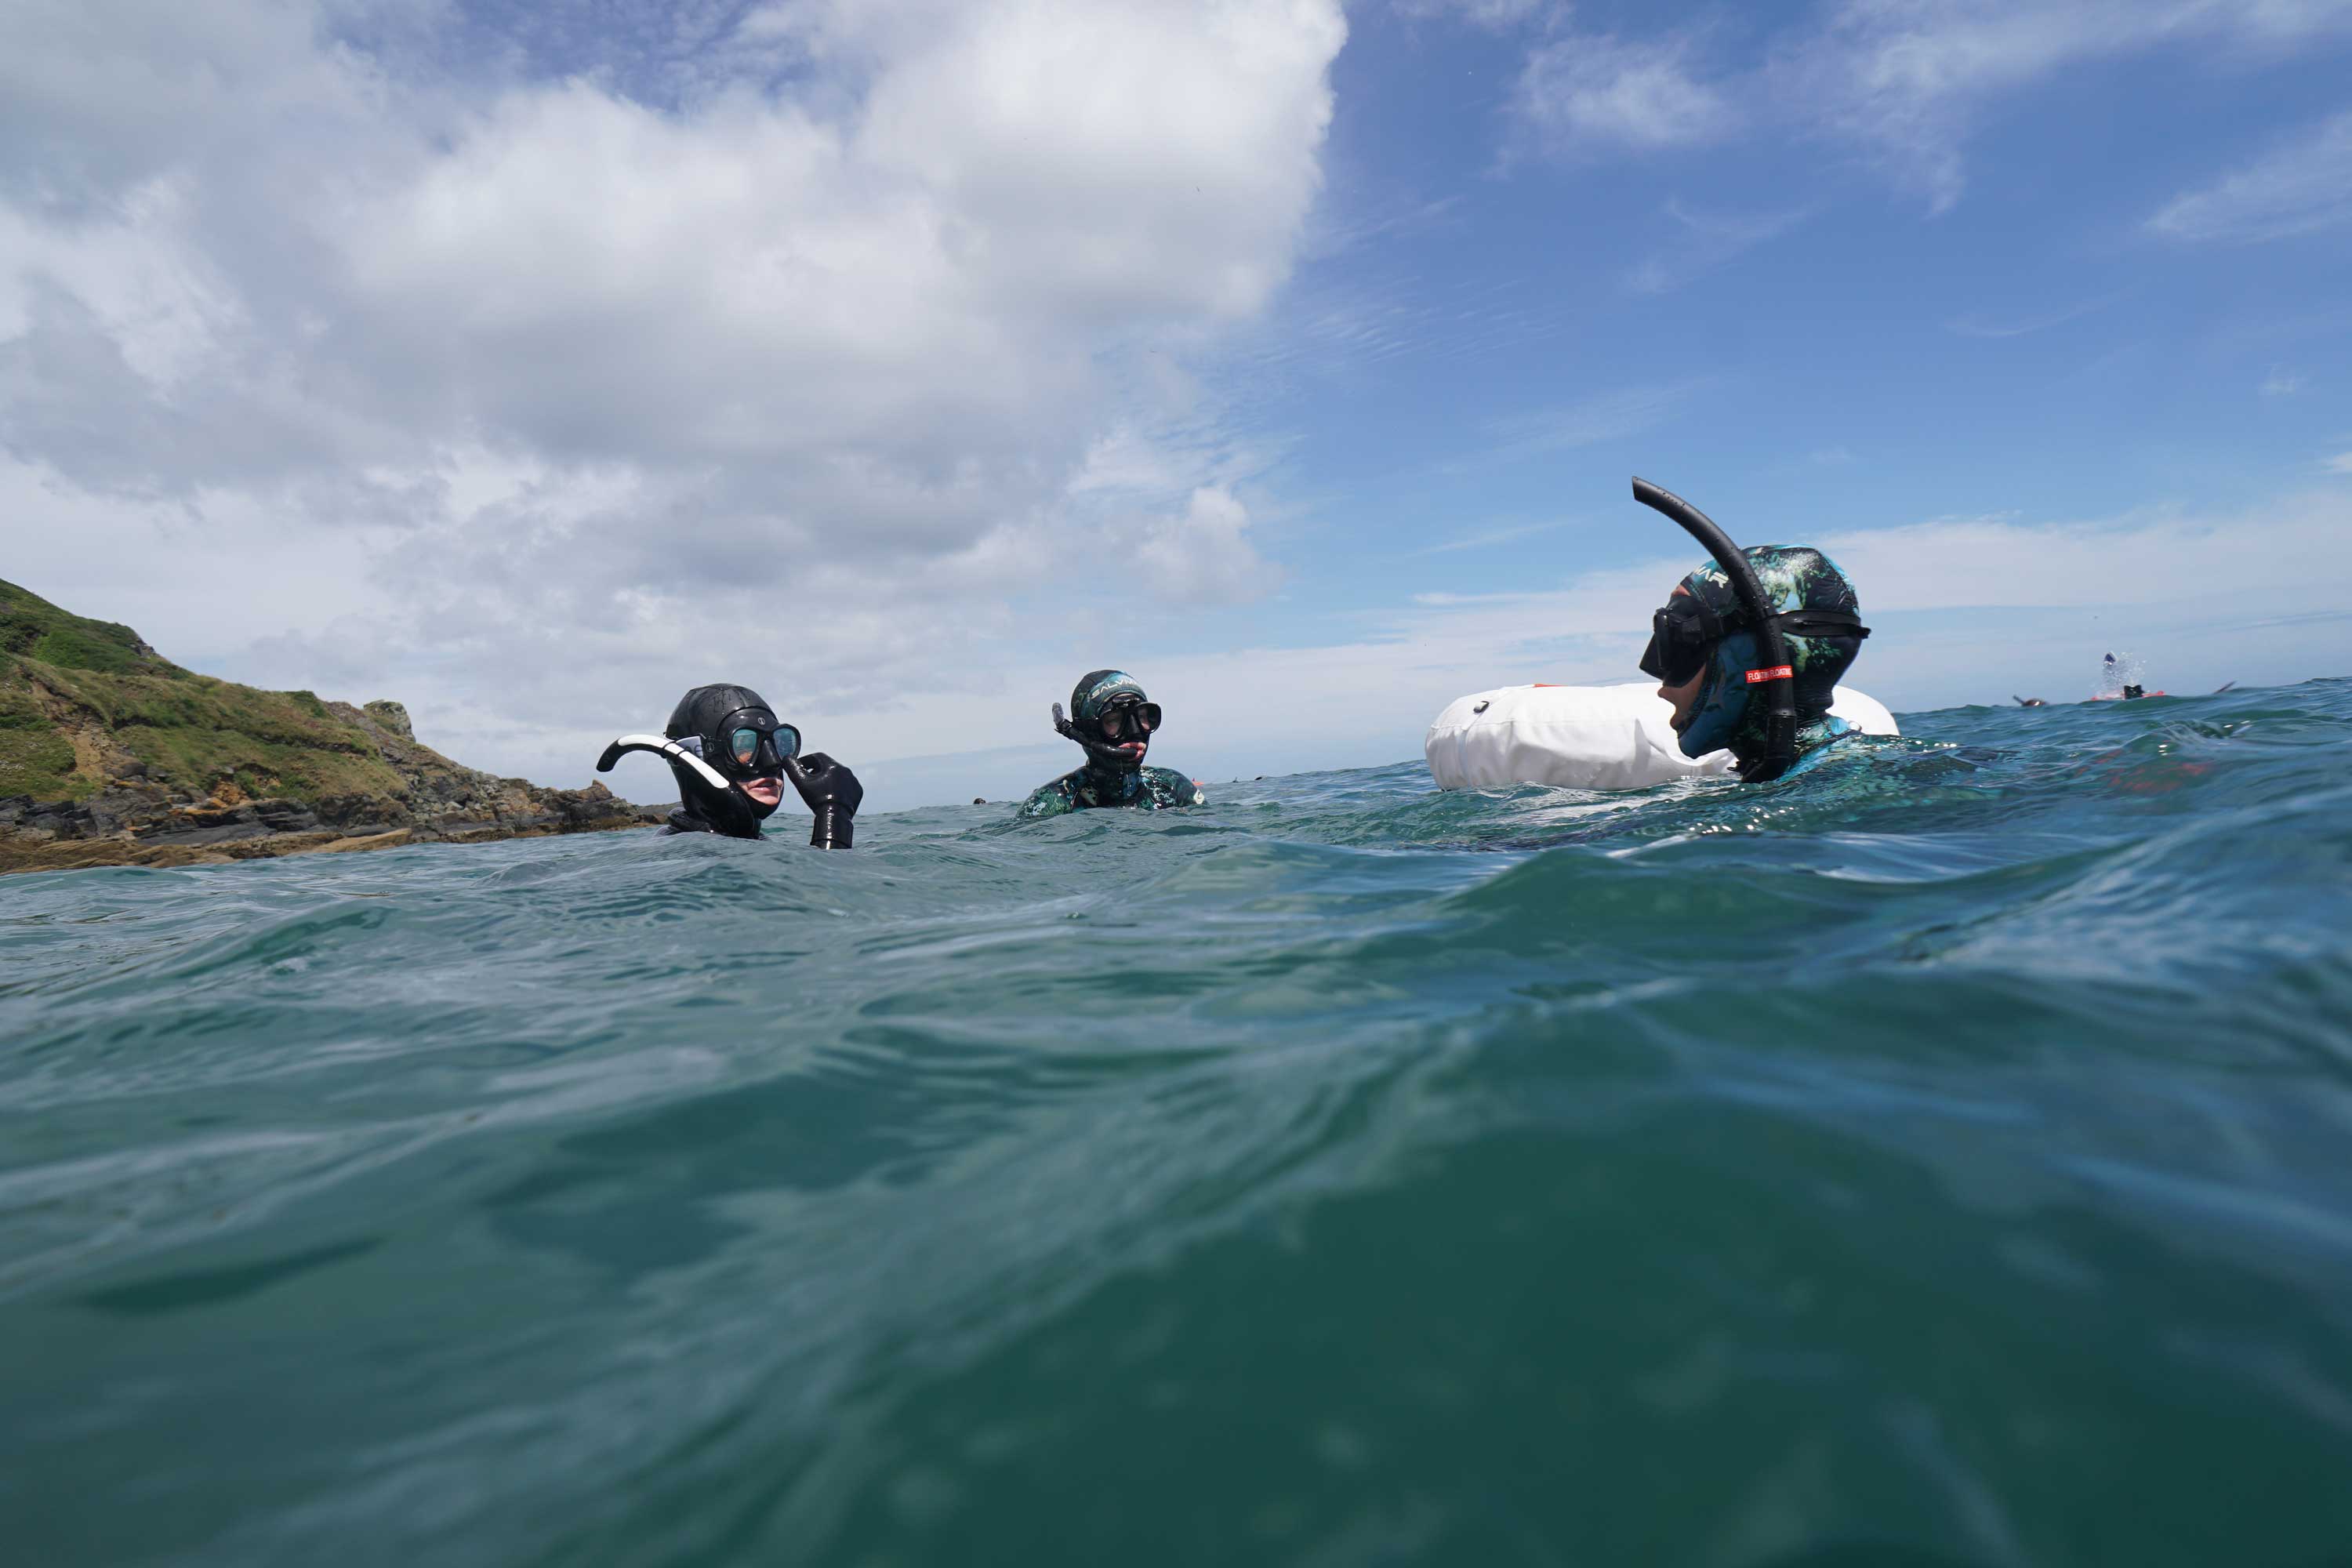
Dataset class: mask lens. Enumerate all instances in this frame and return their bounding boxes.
[728,728,761,767]
[1135,703,1162,735]
[1101,708,1128,740]
[773,724,800,761]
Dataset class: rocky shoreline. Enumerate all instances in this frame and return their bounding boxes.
[1,578,671,877]
[0,775,667,876]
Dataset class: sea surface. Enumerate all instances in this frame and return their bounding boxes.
[5,681,2351,1568]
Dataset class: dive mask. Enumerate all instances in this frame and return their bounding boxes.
[1096,698,1162,742]
[1639,593,1726,685]
[1639,595,1871,686]
[714,710,801,775]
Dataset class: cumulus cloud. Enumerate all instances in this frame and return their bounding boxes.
[1,0,1346,783]
[2147,109,2352,243]
[1131,487,1276,605]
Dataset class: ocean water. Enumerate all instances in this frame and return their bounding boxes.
[5,681,2352,1568]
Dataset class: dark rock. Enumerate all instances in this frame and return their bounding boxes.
[142,822,277,848]
[252,800,321,832]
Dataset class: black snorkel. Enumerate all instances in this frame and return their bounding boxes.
[1632,477,1798,783]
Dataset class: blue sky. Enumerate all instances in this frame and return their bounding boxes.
[5,0,2350,810]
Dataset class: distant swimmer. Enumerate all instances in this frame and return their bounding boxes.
[597,683,862,847]
[2092,652,2165,700]
[1632,478,1872,782]
[1019,670,1205,817]
[2016,695,2048,707]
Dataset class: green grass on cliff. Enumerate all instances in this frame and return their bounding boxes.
[0,683,77,802]
[0,576,194,677]
[1,578,415,807]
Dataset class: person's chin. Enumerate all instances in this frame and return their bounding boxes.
[739,777,784,808]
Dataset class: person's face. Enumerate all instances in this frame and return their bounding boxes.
[1658,665,1707,734]
[719,713,796,808]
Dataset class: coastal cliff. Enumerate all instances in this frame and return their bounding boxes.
[1,578,664,875]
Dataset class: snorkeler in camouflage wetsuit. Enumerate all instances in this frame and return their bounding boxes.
[1019,670,1206,818]
[1640,544,1871,778]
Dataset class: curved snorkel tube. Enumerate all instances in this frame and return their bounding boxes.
[597,733,735,794]
[1631,477,1798,783]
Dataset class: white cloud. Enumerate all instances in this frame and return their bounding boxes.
[2325,451,2352,474]
[1,0,1347,783]
[1391,0,1552,30]
[1403,518,1572,557]
[1944,299,2110,339]
[2148,109,2352,242]
[1779,1,2352,210]
[1511,30,1737,156]
[2262,367,2309,396]
[1131,486,1276,605]
[1624,198,1813,295]
[1463,377,1716,466]
[1488,1,2352,209]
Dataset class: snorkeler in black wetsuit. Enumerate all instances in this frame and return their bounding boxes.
[1019,670,1204,817]
[597,683,862,848]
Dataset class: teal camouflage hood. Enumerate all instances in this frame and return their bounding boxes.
[1671,546,1865,764]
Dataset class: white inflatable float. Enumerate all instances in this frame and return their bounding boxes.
[1425,681,1899,791]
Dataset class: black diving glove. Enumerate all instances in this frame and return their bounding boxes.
[784,753,862,849]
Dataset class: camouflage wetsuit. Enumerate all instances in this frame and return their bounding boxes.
[1018,669,1207,818]
[1019,762,1203,818]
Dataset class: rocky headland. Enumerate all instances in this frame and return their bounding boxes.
[1,578,666,876]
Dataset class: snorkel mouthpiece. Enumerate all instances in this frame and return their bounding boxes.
[1631,477,1798,782]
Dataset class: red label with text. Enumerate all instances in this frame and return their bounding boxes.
[1745,665,1794,684]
